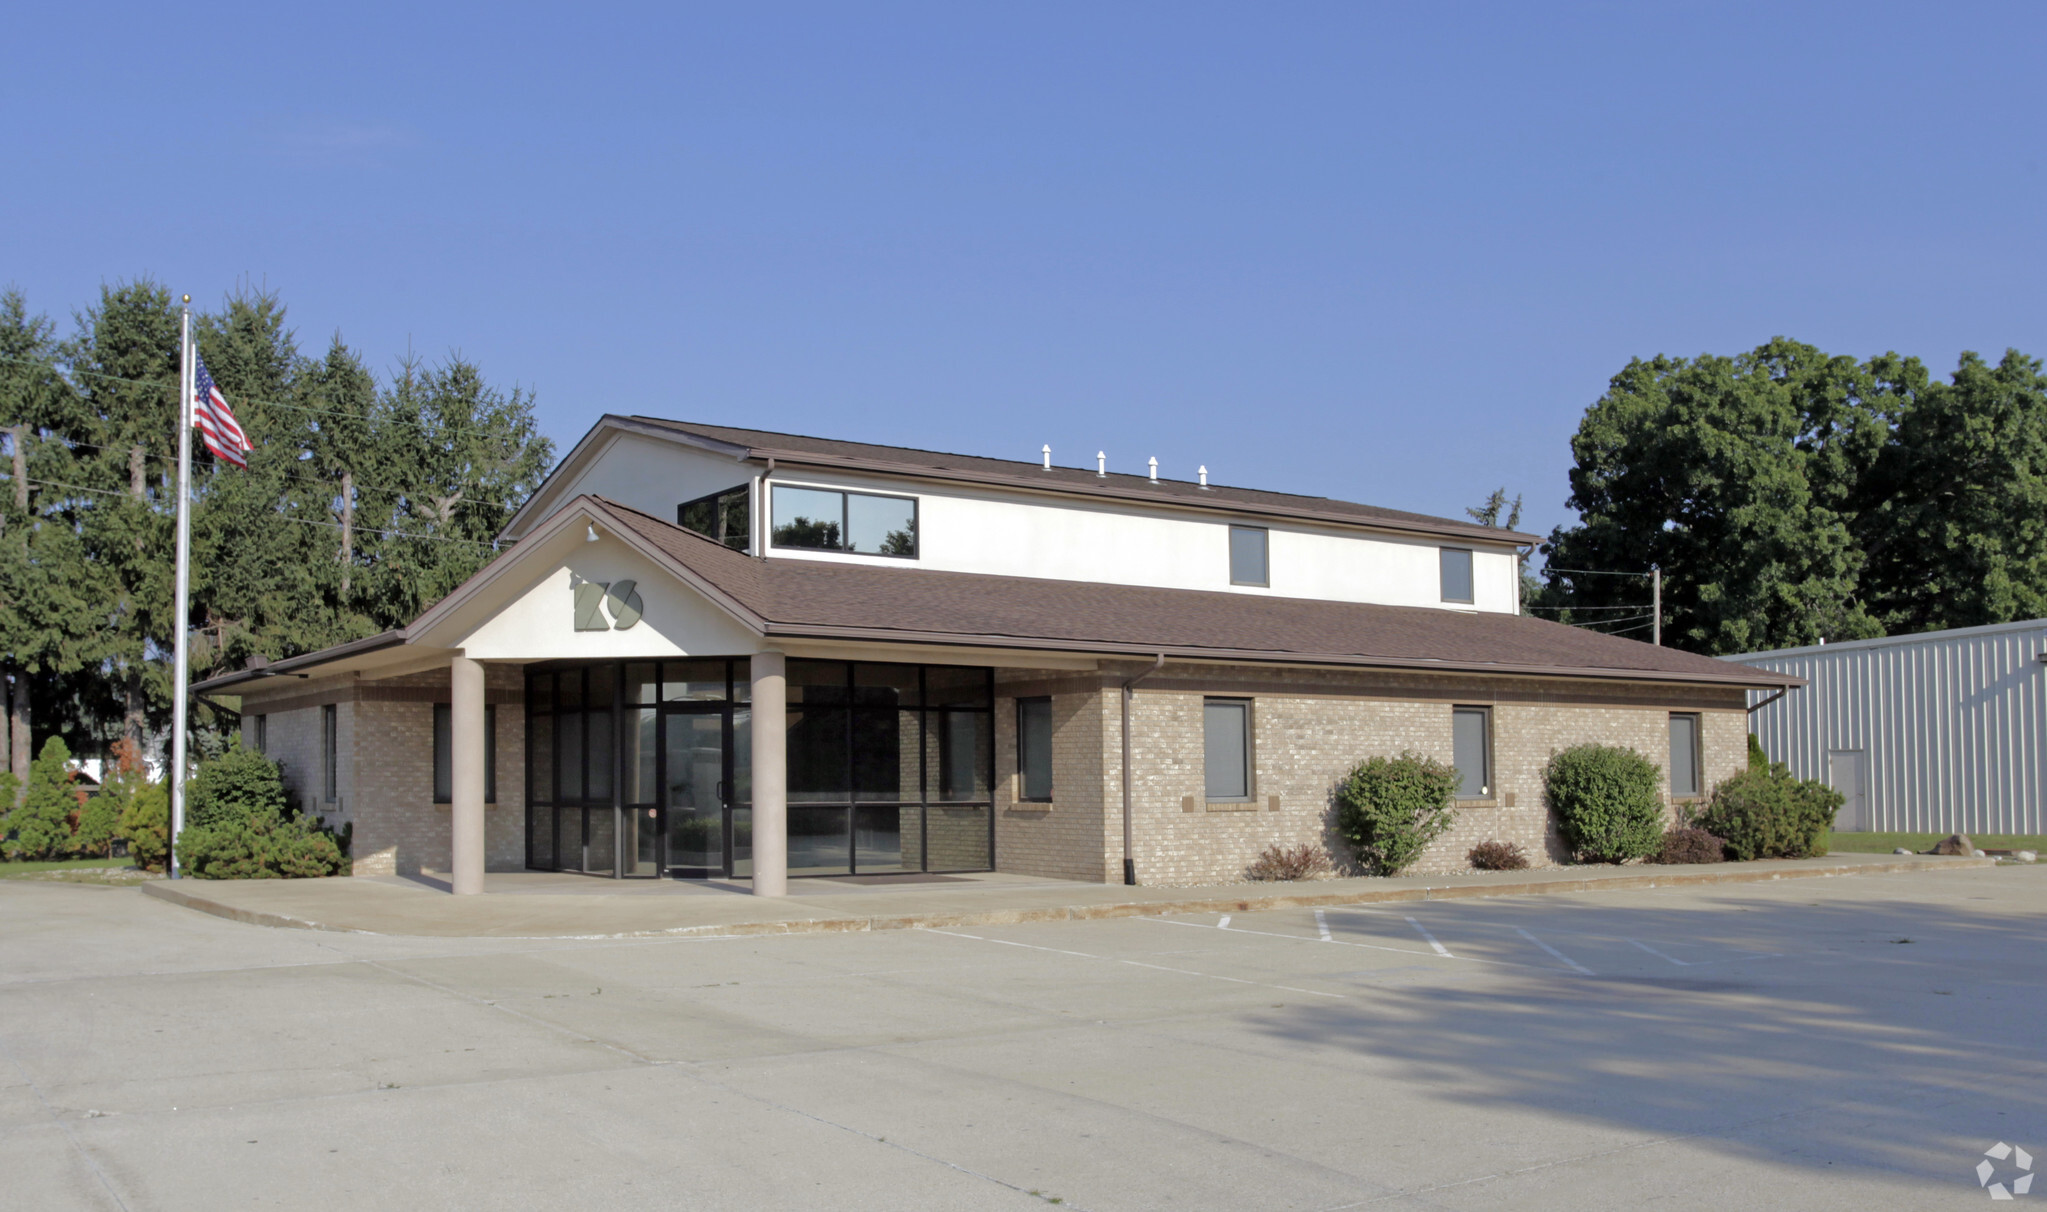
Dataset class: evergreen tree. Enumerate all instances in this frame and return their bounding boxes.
[4,736,78,860]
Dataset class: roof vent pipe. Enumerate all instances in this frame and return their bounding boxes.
[1148,457,1158,483]
[1097,451,1106,478]
[1042,444,1052,471]
[1198,465,1209,489]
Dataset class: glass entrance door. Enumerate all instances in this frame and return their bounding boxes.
[664,709,727,875]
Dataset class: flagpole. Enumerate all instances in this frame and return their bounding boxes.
[169,297,194,880]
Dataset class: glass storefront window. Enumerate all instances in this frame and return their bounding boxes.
[663,659,727,701]
[526,658,991,879]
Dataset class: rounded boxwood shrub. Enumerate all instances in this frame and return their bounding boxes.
[1693,763,1840,860]
[1545,743,1665,864]
[1334,751,1460,876]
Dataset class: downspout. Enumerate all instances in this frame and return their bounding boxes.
[754,457,775,558]
[1120,654,1166,886]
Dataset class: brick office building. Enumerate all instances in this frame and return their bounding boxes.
[197,419,1793,893]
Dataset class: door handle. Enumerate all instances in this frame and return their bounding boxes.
[716,780,728,804]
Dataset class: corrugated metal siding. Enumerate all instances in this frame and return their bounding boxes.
[1732,623,2047,834]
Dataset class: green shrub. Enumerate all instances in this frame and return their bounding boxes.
[176,805,346,879]
[174,741,346,878]
[4,738,79,861]
[1545,743,1666,864]
[1651,827,1727,864]
[1747,733,1769,772]
[120,781,171,873]
[1694,763,1840,860]
[1334,751,1460,875]
[186,741,290,829]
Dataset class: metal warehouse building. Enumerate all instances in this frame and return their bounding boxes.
[1726,620,2047,835]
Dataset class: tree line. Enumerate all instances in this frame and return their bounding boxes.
[1529,337,2047,655]
[0,280,556,781]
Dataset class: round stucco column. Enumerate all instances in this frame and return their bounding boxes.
[450,656,487,896]
[750,650,787,897]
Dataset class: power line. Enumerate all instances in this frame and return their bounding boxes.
[0,351,528,436]
[2,473,498,549]
[1,426,521,511]
[1543,567,1654,577]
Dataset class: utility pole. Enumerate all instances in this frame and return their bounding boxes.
[1651,566,1662,646]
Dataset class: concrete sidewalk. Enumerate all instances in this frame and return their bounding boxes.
[140,851,1994,939]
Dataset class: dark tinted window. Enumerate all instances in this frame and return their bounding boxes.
[1452,707,1489,798]
[1203,699,1251,800]
[1229,526,1268,586]
[1018,697,1053,801]
[1440,548,1474,603]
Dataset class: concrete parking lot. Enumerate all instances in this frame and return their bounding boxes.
[3,867,2042,1210]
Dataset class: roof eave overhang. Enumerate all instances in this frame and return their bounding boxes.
[189,630,411,694]
[755,621,1805,689]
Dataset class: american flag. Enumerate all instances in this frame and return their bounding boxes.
[192,355,251,469]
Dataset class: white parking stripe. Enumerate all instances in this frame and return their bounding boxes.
[1406,916,1453,957]
[1516,927,1593,975]
[1629,939,1689,967]
[1315,910,1332,942]
[1149,916,1530,967]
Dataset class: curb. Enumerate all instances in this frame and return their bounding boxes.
[139,855,1998,940]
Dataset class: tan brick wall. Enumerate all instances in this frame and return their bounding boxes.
[1083,661,1750,886]
[241,665,526,877]
[992,672,1112,882]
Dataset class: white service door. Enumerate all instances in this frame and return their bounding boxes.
[1828,750,1869,832]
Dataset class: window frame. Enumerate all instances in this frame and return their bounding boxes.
[1228,525,1269,587]
[252,714,267,755]
[320,704,337,803]
[1440,547,1475,604]
[1201,697,1255,803]
[1668,712,1703,800]
[433,703,500,805]
[676,483,752,551]
[1015,696,1054,803]
[768,483,920,559]
[1451,705,1492,801]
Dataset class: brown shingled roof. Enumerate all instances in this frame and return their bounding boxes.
[627,417,1538,546]
[592,497,1796,689]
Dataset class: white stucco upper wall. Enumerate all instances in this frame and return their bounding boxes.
[765,469,1521,612]
[531,428,1523,613]
[524,432,754,529]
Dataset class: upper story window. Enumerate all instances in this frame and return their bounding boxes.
[771,485,918,558]
[1440,547,1474,603]
[1229,526,1268,587]
[678,484,751,551]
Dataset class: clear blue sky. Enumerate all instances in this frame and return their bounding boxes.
[6,2,2043,541]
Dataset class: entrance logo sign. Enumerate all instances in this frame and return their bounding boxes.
[573,580,643,631]
[1979,1142,2034,1199]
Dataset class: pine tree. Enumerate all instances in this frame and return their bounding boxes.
[5,736,78,860]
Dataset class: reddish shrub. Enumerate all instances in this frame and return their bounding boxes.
[1467,840,1530,871]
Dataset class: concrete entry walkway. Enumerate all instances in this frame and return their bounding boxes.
[141,852,1992,938]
